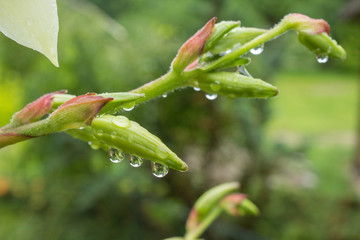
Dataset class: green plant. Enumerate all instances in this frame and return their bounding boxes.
[0,11,345,177]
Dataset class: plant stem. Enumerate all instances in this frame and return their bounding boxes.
[206,23,289,70]
[184,206,223,240]
[130,70,185,105]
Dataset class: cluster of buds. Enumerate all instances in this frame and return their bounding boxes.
[165,182,258,240]
[0,13,346,177]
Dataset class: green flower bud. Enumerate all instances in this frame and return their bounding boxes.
[221,194,259,217]
[203,21,240,53]
[298,32,346,60]
[192,72,278,98]
[90,115,188,172]
[193,182,239,222]
[208,27,266,56]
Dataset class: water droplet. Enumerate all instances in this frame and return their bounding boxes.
[162,94,167,98]
[129,155,143,167]
[193,87,201,91]
[123,102,135,111]
[205,93,218,100]
[78,127,85,130]
[250,44,264,55]
[210,81,221,92]
[109,147,124,163]
[88,141,100,150]
[317,55,328,63]
[112,116,131,128]
[97,130,103,136]
[151,162,169,178]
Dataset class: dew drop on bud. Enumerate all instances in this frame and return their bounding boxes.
[193,87,201,92]
[129,155,143,167]
[316,55,328,64]
[151,162,169,178]
[205,93,218,100]
[162,94,167,98]
[210,81,221,92]
[250,44,264,55]
[108,147,124,163]
[88,141,100,150]
[112,116,131,128]
[123,102,135,111]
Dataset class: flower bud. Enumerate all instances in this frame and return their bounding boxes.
[282,13,330,35]
[90,115,188,172]
[11,90,67,127]
[221,194,259,216]
[193,72,278,98]
[172,18,216,72]
[298,32,346,60]
[193,182,239,222]
[207,27,266,56]
[203,21,240,53]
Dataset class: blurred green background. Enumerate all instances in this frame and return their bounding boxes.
[0,0,359,239]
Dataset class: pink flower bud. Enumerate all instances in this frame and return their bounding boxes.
[12,90,67,125]
[50,93,113,129]
[172,18,216,72]
[283,13,330,35]
[185,207,199,231]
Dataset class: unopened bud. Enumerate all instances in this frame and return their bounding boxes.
[203,20,240,52]
[221,194,259,217]
[298,32,346,60]
[193,72,278,98]
[172,18,216,72]
[90,115,188,172]
[282,13,330,35]
[193,182,239,221]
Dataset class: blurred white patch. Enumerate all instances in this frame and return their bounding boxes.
[0,0,59,66]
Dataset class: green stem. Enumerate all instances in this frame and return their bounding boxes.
[184,206,223,240]
[206,23,289,70]
[130,70,185,105]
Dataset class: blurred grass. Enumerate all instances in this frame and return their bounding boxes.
[268,71,358,134]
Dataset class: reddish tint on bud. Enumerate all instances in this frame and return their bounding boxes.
[50,93,113,129]
[172,18,216,72]
[185,207,199,231]
[12,90,67,125]
[221,193,247,216]
[0,133,32,148]
[284,13,330,35]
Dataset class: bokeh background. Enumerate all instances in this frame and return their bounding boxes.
[0,0,359,239]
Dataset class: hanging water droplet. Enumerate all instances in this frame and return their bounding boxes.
[108,147,124,163]
[193,87,201,91]
[162,94,167,98]
[129,155,143,167]
[151,162,169,178]
[316,55,328,64]
[112,116,131,128]
[250,44,264,55]
[88,141,100,150]
[210,81,221,92]
[123,102,135,111]
[205,93,218,100]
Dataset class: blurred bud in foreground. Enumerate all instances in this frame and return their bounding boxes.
[221,194,259,216]
[186,182,239,230]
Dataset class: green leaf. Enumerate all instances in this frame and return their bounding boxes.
[0,0,59,66]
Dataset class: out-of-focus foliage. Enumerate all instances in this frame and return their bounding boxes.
[0,0,359,239]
